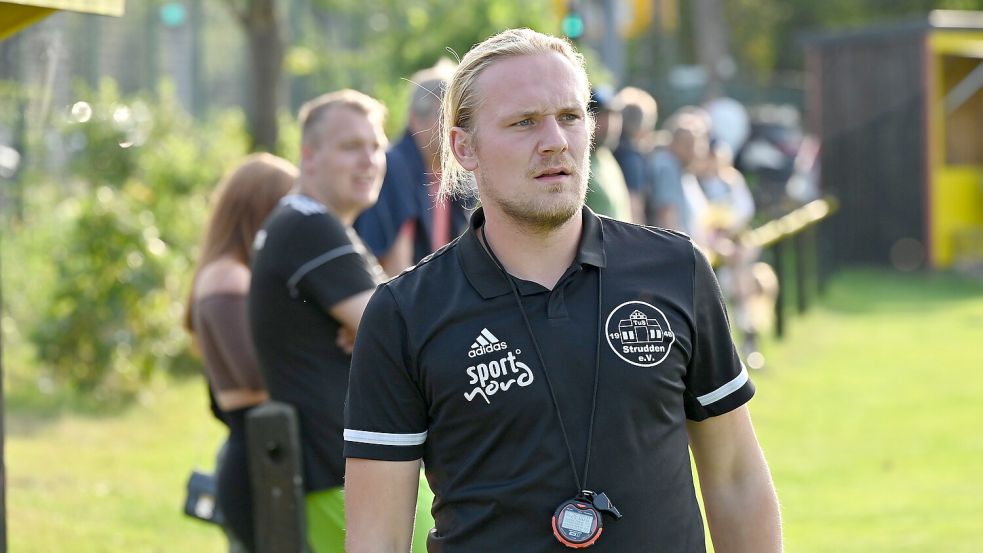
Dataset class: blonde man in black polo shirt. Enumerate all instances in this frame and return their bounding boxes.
[344,29,782,553]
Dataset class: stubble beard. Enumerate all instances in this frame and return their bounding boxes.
[479,155,590,234]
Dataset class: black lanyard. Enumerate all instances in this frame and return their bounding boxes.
[478,226,610,501]
[479,226,621,548]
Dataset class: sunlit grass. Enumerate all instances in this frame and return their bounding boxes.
[7,378,226,552]
[751,268,983,552]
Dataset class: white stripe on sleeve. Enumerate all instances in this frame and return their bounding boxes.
[286,245,358,296]
[343,429,428,447]
[696,366,749,407]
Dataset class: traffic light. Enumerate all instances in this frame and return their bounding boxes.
[561,1,584,41]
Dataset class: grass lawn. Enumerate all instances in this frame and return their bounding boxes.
[6,379,227,552]
[4,267,983,551]
[750,268,983,552]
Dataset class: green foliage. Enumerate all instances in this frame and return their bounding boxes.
[0,79,31,132]
[2,185,72,406]
[60,79,157,188]
[30,186,186,393]
[723,0,983,78]
[277,110,301,164]
[137,83,250,253]
[297,0,558,135]
[15,79,249,398]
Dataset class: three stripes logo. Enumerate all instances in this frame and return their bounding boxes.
[468,328,509,358]
[462,327,534,404]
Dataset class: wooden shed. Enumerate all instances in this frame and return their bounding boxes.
[805,10,983,269]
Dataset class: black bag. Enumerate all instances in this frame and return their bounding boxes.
[183,470,225,525]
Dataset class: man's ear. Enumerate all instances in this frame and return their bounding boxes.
[299,143,316,174]
[450,127,478,171]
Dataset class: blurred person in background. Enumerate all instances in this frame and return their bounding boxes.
[697,140,765,365]
[355,61,471,275]
[613,86,659,225]
[703,96,751,161]
[249,90,433,553]
[585,87,633,222]
[184,153,297,552]
[734,104,805,217]
[649,110,710,245]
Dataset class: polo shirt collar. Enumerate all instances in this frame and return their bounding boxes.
[458,206,607,299]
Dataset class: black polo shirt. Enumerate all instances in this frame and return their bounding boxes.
[344,207,754,552]
[250,194,383,492]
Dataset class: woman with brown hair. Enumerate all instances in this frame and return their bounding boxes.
[185,153,296,552]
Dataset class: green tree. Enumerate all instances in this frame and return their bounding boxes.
[725,0,983,79]
[214,0,559,152]
[292,0,557,134]
[31,186,187,393]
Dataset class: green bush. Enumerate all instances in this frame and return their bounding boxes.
[137,85,250,263]
[60,80,143,188]
[30,186,189,392]
[21,80,251,397]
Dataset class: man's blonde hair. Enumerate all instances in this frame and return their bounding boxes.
[438,28,591,201]
[298,89,387,147]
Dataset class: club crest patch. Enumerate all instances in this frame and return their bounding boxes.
[605,301,676,367]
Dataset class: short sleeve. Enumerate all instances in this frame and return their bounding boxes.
[683,246,754,420]
[344,286,429,461]
[288,215,379,311]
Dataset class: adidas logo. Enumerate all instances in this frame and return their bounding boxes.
[468,328,508,358]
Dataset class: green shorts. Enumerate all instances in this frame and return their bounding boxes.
[305,472,435,553]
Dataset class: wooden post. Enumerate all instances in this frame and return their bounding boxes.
[817,220,833,297]
[795,230,809,314]
[247,402,308,553]
[772,240,786,339]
